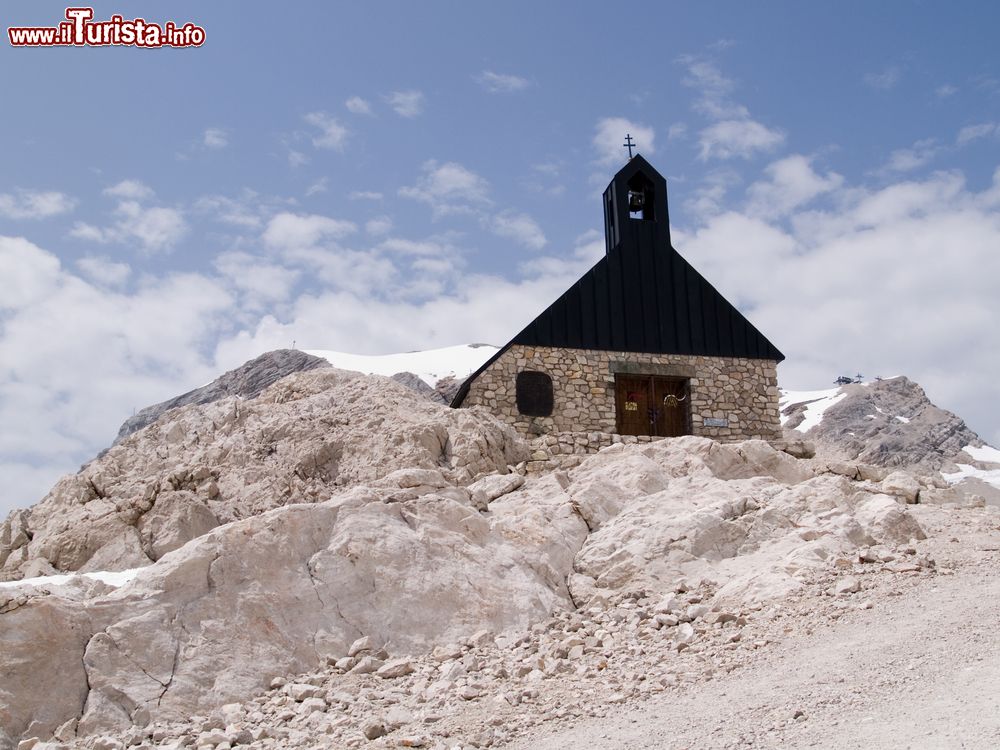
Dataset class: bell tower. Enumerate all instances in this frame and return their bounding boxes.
[602,153,671,255]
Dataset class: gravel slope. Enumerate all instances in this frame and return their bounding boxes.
[506,504,1000,750]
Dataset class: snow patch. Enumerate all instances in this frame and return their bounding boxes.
[943,445,1000,488]
[963,444,1000,464]
[942,465,1000,490]
[306,344,500,388]
[895,416,911,424]
[0,567,143,591]
[779,388,847,432]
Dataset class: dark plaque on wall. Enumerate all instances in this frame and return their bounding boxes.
[516,371,554,417]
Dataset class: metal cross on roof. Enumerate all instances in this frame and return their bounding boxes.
[623,133,636,159]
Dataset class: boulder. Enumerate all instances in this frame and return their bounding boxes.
[136,491,219,561]
[854,494,926,545]
[881,471,921,504]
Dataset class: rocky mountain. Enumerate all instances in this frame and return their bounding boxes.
[1,358,998,749]
[111,350,331,445]
[109,345,496,450]
[2,367,526,582]
[781,376,992,471]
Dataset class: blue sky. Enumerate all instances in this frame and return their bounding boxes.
[2,1,1000,515]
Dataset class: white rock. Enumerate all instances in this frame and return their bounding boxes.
[855,494,926,545]
[298,697,326,715]
[468,473,525,510]
[384,706,414,729]
[431,643,463,662]
[683,604,710,622]
[467,629,495,648]
[376,658,415,679]
[334,656,356,671]
[383,467,450,490]
[653,595,683,614]
[674,622,696,646]
[350,656,384,675]
[881,471,921,504]
[287,683,321,702]
[137,491,219,561]
[834,576,861,595]
[347,635,375,657]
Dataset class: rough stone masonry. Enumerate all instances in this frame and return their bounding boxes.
[461,344,782,443]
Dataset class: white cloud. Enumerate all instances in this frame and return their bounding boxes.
[305,178,329,197]
[679,57,785,161]
[709,38,736,51]
[684,169,743,221]
[262,212,357,251]
[72,188,187,254]
[211,270,585,370]
[104,180,154,201]
[476,71,530,93]
[592,117,655,166]
[345,96,372,115]
[379,237,450,257]
[304,112,349,151]
[67,222,105,242]
[214,251,300,306]
[194,194,264,230]
[681,58,740,119]
[349,190,383,201]
[75,256,131,287]
[698,120,784,160]
[957,123,998,145]
[385,90,425,118]
[668,123,688,140]
[745,155,844,218]
[518,230,603,277]
[280,245,399,297]
[881,138,939,173]
[365,216,393,236]
[0,236,61,310]
[0,189,75,220]
[399,160,491,217]
[936,84,958,98]
[203,128,229,149]
[287,149,308,167]
[864,66,902,90]
[0,236,232,515]
[487,210,547,250]
[674,168,1000,450]
[116,203,188,253]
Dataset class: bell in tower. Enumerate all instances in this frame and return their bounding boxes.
[602,144,671,255]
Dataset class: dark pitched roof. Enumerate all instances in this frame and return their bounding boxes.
[452,155,783,407]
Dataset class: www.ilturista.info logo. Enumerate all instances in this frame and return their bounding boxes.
[8,7,205,48]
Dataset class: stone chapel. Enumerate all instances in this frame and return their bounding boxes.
[452,154,784,445]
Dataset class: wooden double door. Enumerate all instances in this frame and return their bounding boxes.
[615,375,690,437]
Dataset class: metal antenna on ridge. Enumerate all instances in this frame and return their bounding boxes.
[623,133,636,159]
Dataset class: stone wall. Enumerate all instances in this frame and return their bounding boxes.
[460,345,781,442]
